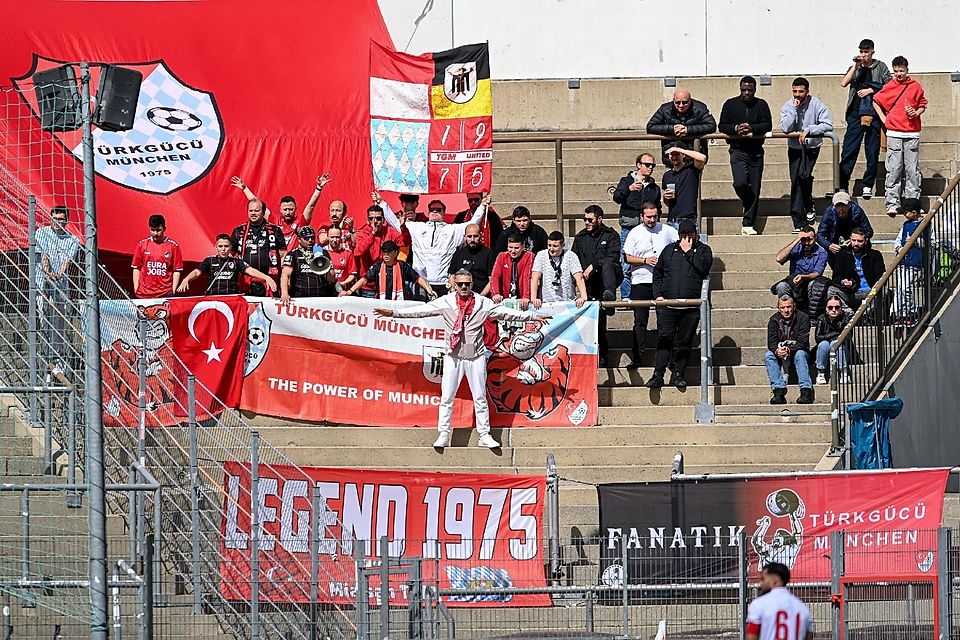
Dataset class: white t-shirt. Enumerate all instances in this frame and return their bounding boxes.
[746,587,813,640]
[622,222,679,285]
[532,249,582,302]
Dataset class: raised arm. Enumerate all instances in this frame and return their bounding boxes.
[372,191,403,232]
[380,298,446,319]
[230,176,258,202]
[301,173,331,224]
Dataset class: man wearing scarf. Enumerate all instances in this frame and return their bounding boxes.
[375,269,551,449]
[340,241,435,300]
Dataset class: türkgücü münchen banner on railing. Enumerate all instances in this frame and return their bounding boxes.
[99,296,598,428]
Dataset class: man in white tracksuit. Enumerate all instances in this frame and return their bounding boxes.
[373,192,490,296]
[375,269,551,449]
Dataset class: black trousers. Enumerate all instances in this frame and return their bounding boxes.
[730,148,765,227]
[788,146,820,228]
[630,282,653,362]
[654,307,700,378]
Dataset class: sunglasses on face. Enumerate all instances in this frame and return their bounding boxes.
[827,305,841,310]
[583,217,596,223]
[453,281,472,288]
[674,100,690,105]
[429,208,444,213]
[368,216,384,221]
[467,198,481,203]
[640,162,656,169]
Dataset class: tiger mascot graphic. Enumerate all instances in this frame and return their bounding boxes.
[486,320,571,420]
[102,303,180,424]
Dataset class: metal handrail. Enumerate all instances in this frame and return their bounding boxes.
[493,130,841,234]
[829,171,960,457]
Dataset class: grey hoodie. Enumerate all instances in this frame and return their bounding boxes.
[779,95,834,149]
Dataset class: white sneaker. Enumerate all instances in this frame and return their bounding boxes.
[433,432,451,448]
[741,226,758,236]
[861,187,873,200]
[815,373,827,385]
[477,434,501,449]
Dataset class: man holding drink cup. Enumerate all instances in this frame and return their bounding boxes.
[662,143,707,232]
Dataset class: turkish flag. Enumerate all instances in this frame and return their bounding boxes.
[169,296,249,415]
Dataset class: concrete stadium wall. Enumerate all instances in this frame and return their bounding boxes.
[489,73,960,132]
[378,0,960,79]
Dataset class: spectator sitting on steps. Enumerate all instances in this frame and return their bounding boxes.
[765,294,813,405]
[813,295,851,385]
[815,191,873,268]
[827,227,885,312]
[771,226,829,317]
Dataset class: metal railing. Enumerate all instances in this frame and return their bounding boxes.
[829,171,960,461]
[600,277,713,422]
[493,130,841,233]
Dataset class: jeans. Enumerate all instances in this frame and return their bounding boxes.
[619,226,632,300]
[729,148,765,226]
[815,340,848,372]
[765,349,812,389]
[788,146,820,227]
[839,112,882,191]
[884,136,922,211]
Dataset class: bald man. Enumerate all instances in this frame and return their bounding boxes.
[646,88,717,164]
[447,223,495,294]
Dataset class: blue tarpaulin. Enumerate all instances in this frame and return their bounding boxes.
[846,396,904,469]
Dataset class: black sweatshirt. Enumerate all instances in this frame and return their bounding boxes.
[718,96,773,152]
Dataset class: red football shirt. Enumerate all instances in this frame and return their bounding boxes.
[269,211,308,249]
[131,237,184,298]
[326,248,357,283]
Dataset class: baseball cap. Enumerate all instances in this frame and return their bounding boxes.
[678,219,697,234]
[297,226,316,239]
[398,193,420,203]
[832,191,851,205]
[899,197,922,213]
[380,240,399,253]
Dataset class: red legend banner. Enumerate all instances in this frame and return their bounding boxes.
[219,462,550,607]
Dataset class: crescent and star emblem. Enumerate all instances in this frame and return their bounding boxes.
[187,300,235,363]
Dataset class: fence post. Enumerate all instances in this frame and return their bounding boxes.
[144,533,154,640]
[938,527,951,640]
[830,530,844,640]
[152,485,163,604]
[738,529,747,640]
[545,453,561,583]
[136,318,147,572]
[66,392,81,508]
[621,539,629,637]
[250,431,261,640]
[554,139,564,233]
[355,541,368,640]
[112,562,122,640]
[42,391,52,474]
[310,484,320,640]
[20,489,29,581]
[187,376,202,615]
[407,556,423,640]
[829,349,842,459]
[380,535,390,639]
[26,195,38,426]
[695,279,714,424]
[129,466,139,563]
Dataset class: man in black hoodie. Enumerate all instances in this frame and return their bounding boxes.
[572,205,622,367]
[719,76,773,236]
[646,88,717,164]
[648,219,713,389]
[493,206,548,256]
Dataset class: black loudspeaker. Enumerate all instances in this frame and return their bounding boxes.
[93,65,143,132]
[32,65,82,132]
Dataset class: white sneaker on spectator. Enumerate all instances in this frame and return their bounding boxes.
[815,373,827,385]
[861,186,873,200]
[433,431,451,448]
[477,434,500,449]
[741,226,758,236]
[806,209,817,222]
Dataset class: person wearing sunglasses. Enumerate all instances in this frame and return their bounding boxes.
[645,88,717,165]
[612,152,661,300]
[375,269,551,449]
[374,191,490,297]
[813,296,851,385]
[453,192,505,249]
[352,204,404,298]
[572,205,624,367]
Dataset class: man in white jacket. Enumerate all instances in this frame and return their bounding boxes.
[375,269,551,449]
[780,77,833,230]
[373,191,490,296]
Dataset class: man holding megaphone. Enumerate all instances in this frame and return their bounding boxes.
[280,226,338,304]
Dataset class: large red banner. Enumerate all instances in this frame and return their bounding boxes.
[598,468,949,584]
[219,462,550,607]
[240,297,598,427]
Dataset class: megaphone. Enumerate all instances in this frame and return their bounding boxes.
[304,251,332,276]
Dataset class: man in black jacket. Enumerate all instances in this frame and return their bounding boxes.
[718,76,773,236]
[765,294,813,405]
[493,206,548,256]
[646,88,717,164]
[612,152,661,299]
[572,205,622,367]
[447,223,495,294]
[648,219,713,389]
[827,227,885,311]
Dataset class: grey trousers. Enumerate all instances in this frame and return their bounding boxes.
[884,136,921,211]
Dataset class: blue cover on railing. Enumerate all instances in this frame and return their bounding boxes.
[846,397,904,469]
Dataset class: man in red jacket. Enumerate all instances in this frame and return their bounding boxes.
[490,234,533,310]
[874,56,927,216]
[352,204,403,297]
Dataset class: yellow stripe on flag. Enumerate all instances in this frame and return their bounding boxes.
[430,78,492,120]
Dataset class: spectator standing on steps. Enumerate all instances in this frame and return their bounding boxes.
[779,77,834,229]
[531,231,588,309]
[718,76,772,236]
[623,202,678,370]
[572,205,623,368]
[814,296,851,385]
[453,192,504,249]
[771,227,829,317]
[447,224,495,295]
[490,234,534,309]
[612,152,661,299]
[645,88,717,165]
[765,295,813,405]
[873,56,927,216]
[647,219,712,390]
[890,198,925,326]
[838,38,891,199]
[816,192,874,268]
[131,214,183,298]
[662,144,707,231]
[36,205,81,372]
[493,206,548,256]
[229,198,286,297]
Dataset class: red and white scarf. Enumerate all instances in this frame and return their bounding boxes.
[377,262,405,300]
[449,293,476,352]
